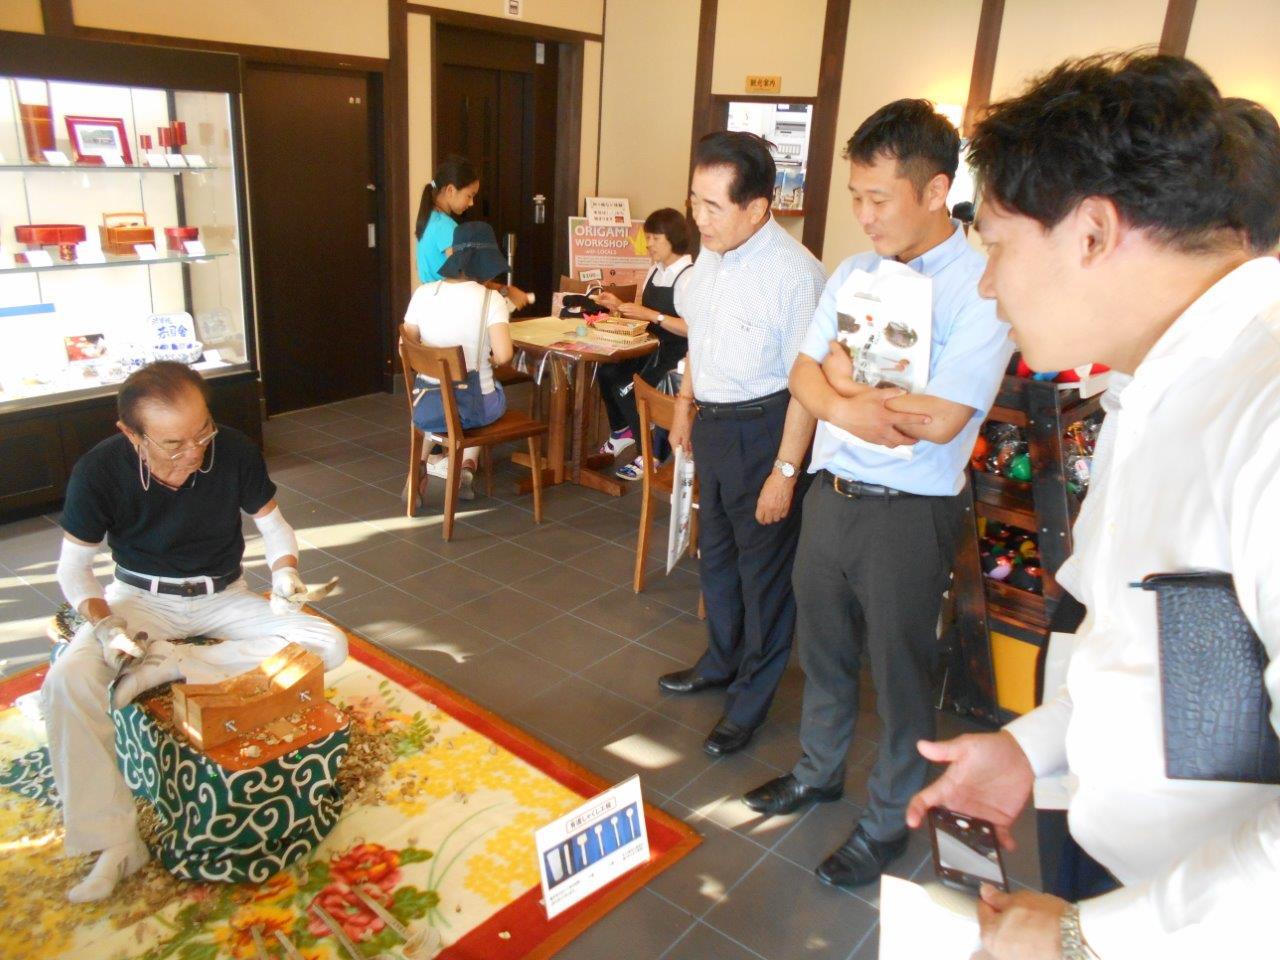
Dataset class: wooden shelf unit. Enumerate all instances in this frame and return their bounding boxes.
[945,374,1102,724]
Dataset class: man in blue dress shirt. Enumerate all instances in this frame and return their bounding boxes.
[743,100,1013,889]
[661,131,828,758]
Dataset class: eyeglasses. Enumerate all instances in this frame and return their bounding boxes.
[141,427,219,462]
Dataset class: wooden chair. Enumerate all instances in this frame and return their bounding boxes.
[632,375,699,594]
[399,324,547,540]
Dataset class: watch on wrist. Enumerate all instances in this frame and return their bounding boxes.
[1059,904,1097,959]
[774,459,797,479]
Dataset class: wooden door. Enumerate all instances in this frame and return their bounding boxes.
[243,65,383,414]
[435,26,558,308]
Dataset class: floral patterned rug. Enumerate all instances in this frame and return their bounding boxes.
[0,631,698,960]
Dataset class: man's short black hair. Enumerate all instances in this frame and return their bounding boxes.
[693,131,776,207]
[970,53,1280,252]
[1221,97,1280,252]
[118,361,209,434]
[844,99,960,196]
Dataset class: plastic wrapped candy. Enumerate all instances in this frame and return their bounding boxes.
[985,424,1024,475]
[985,555,1014,581]
[1006,452,1033,482]
[970,434,990,470]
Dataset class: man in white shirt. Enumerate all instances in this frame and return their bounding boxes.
[905,54,1280,959]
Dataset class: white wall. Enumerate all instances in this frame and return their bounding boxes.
[711,0,827,98]
[72,0,391,58]
[1186,0,1280,118]
[820,0,983,270]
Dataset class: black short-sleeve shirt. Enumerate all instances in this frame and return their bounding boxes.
[60,426,276,578]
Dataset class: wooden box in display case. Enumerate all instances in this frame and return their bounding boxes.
[0,31,263,519]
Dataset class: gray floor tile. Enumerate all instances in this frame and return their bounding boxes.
[585,709,717,798]
[506,614,628,673]
[574,588,682,642]
[636,568,703,617]
[316,484,406,522]
[647,813,770,921]
[277,405,359,429]
[304,558,391,608]
[328,535,441,580]
[660,922,766,960]
[580,642,685,710]
[397,520,503,560]
[452,586,561,640]
[513,564,615,610]
[561,504,642,543]
[507,676,647,752]
[277,464,366,501]
[634,613,708,663]
[564,540,641,584]
[552,889,694,960]
[453,501,541,539]
[674,753,811,849]
[701,852,878,960]
[323,583,436,638]
[298,439,381,467]
[456,542,550,584]
[395,563,503,612]
[509,522,607,562]
[431,641,570,714]
[334,453,408,485]
[375,613,504,671]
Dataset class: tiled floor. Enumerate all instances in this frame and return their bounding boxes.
[0,389,1041,960]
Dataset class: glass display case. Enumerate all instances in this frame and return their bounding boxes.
[0,71,251,411]
[726,101,814,215]
[0,31,260,518]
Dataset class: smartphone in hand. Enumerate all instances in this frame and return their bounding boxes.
[928,807,1009,894]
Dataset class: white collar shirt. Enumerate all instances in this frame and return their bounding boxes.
[1005,257,1280,957]
[679,216,827,403]
[646,254,693,289]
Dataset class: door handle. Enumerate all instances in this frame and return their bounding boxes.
[533,193,546,225]
[367,223,376,248]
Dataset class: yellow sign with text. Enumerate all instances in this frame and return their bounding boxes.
[745,75,781,94]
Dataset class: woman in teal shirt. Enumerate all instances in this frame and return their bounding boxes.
[414,156,531,308]
[415,156,477,283]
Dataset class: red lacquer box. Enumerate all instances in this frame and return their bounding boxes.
[14,223,87,261]
[164,226,200,252]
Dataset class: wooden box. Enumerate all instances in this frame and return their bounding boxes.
[98,211,155,255]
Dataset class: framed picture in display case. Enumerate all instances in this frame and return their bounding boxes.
[64,114,132,164]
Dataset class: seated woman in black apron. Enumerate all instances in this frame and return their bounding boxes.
[594,207,693,481]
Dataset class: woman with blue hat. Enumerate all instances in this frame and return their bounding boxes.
[403,220,515,501]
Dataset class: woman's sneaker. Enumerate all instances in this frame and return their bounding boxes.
[615,455,649,482]
[598,428,635,457]
[459,464,477,500]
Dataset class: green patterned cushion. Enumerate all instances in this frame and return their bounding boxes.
[113,701,349,883]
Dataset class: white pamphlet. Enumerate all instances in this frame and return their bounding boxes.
[826,260,933,461]
[878,875,992,960]
[666,445,696,574]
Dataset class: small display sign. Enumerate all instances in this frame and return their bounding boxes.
[535,776,649,919]
[585,197,632,228]
[746,75,782,94]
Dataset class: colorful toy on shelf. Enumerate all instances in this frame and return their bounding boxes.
[1006,452,1033,482]
[1015,356,1110,383]
[978,520,1044,594]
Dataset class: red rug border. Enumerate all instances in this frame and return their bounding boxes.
[0,627,701,960]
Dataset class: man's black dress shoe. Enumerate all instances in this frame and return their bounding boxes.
[703,717,754,757]
[742,774,842,815]
[815,824,909,888]
[658,667,730,695]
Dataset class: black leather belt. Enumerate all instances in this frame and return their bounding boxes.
[825,471,917,500]
[115,566,242,597]
[696,388,790,421]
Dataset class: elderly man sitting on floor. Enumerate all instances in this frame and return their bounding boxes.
[41,361,347,903]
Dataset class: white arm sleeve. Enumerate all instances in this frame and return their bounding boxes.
[57,537,104,611]
[253,505,299,569]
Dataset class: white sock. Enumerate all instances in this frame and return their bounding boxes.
[67,837,149,903]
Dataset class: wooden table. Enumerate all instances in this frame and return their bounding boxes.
[510,316,658,497]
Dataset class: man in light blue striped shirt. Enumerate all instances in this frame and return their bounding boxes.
[659,132,827,759]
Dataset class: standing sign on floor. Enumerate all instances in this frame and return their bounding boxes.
[536,775,649,919]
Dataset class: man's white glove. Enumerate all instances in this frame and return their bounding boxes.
[111,639,186,708]
[270,567,309,615]
[93,614,146,668]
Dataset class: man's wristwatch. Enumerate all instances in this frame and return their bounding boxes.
[1060,904,1098,959]
[774,459,797,479]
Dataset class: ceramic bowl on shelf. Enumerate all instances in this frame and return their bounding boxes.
[151,340,204,365]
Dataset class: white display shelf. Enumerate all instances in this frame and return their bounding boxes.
[0,162,219,174]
